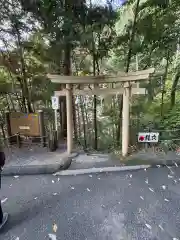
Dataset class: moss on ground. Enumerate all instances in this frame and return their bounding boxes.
[121,158,153,166]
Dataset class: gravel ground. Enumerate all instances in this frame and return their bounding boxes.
[0,165,180,240]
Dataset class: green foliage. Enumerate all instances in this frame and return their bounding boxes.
[1,0,180,150]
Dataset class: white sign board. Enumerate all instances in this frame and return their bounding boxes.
[51,96,59,110]
[138,132,159,143]
[19,126,30,130]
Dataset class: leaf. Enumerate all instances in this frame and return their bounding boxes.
[48,233,57,240]
[145,223,151,230]
[1,198,8,204]
[52,223,58,233]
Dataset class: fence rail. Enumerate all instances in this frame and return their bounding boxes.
[0,131,58,152]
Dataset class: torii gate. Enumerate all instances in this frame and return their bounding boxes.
[48,68,154,156]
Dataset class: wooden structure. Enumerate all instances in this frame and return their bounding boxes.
[5,110,46,147]
[9,112,41,136]
[48,68,155,156]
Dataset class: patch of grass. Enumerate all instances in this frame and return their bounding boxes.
[121,158,153,166]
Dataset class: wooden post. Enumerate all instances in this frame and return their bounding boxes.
[5,111,13,145]
[59,96,67,138]
[38,110,46,147]
[66,84,73,154]
[16,133,21,148]
[122,84,130,157]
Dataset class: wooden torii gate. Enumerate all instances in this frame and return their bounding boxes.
[48,68,154,156]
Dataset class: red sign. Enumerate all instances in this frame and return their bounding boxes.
[139,136,145,141]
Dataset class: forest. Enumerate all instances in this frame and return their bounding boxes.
[0,0,180,153]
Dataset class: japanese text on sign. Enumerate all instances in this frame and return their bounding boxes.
[51,96,59,110]
[138,132,159,143]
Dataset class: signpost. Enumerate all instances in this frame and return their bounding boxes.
[138,132,159,143]
[51,96,59,110]
[51,96,59,140]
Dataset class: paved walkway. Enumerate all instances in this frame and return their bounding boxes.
[2,145,74,175]
[4,145,66,166]
[1,166,180,239]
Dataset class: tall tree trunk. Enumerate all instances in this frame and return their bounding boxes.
[77,98,81,139]
[93,53,98,150]
[171,40,180,108]
[7,93,15,111]
[125,0,141,73]
[60,41,71,138]
[170,71,180,108]
[72,94,77,141]
[59,0,73,139]
[80,96,87,149]
[17,77,27,112]
[117,0,141,146]
[161,51,170,118]
[16,27,33,113]
[0,124,6,140]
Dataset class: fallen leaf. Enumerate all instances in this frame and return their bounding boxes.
[48,233,57,240]
[1,198,8,204]
[174,162,178,167]
[149,187,154,192]
[53,223,58,233]
[140,196,144,200]
[87,188,90,192]
[168,175,173,179]
[145,223,151,230]
[158,225,164,231]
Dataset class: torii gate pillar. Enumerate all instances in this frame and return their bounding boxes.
[66,84,73,154]
[122,84,130,157]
